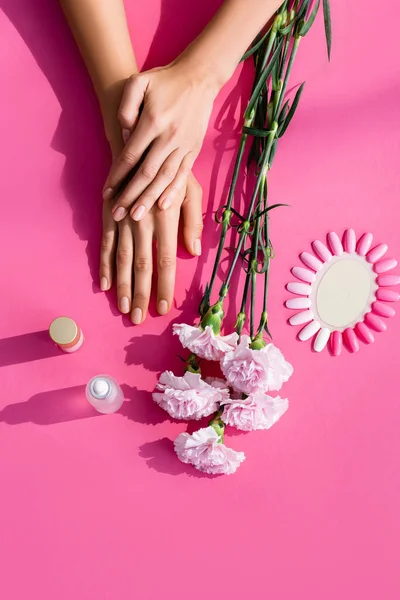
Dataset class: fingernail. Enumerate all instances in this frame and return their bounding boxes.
[131,205,146,221]
[120,296,130,314]
[194,238,202,256]
[158,300,168,315]
[113,206,127,222]
[100,277,108,291]
[161,197,172,210]
[131,307,142,324]
[122,128,130,144]
[103,187,113,201]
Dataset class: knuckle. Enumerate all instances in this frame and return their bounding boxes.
[121,150,140,166]
[140,163,158,180]
[160,164,176,180]
[133,291,148,304]
[135,256,150,272]
[101,232,114,251]
[116,248,132,266]
[158,253,176,270]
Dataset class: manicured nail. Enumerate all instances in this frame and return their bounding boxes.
[194,238,202,256]
[132,205,146,221]
[103,187,113,201]
[161,197,172,210]
[158,300,168,315]
[131,307,142,324]
[120,296,130,314]
[100,277,108,291]
[122,128,130,144]
[113,206,127,222]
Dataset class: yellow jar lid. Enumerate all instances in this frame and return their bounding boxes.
[49,317,78,345]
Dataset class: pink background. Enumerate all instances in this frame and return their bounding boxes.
[1,1,399,598]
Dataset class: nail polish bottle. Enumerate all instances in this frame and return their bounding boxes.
[86,375,124,414]
[49,317,84,353]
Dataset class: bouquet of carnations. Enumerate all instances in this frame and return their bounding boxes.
[153,0,331,475]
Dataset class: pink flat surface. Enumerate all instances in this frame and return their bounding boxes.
[1,1,399,598]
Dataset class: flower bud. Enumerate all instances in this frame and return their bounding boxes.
[209,414,225,441]
[249,334,267,351]
[200,301,224,335]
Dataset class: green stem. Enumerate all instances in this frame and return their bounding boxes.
[274,35,301,118]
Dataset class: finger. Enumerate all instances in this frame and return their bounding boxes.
[103,115,156,208]
[181,175,203,256]
[158,153,194,210]
[116,220,134,314]
[131,222,153,324]
[100,202,118,291]
[118,74,148,131]
[156,208,179,315]
[127,148,186,221]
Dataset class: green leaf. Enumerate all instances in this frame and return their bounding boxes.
[277,82,306,137]
[296,0,310,22]
[278,100,290,124]
[279,21,295,36]
[299,0,320,37]
[323,0,332,60]
[241,27,271,62]
[242,126,273,138]
[245,39,283,118]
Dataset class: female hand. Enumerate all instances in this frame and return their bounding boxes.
[100,130,203,323]
[102,57,220,223]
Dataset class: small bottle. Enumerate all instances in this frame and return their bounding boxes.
[49,317,84,353]
[86,375,124,414]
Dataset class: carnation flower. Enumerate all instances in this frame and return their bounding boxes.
[173,323,238,361]
[174,426,245,475]
[222,393,289,431]
[153,371,229,420]
[221,335,293,395]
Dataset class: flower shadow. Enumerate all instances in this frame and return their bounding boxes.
[139,438,219,478]
[120,384,167,426]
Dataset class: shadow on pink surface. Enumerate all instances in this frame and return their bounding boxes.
[0,330,61,367]
[138,438,218,478]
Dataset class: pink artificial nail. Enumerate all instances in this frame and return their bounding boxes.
[132,205,146,221]
[298,320,321,341]
[300,252,323,272]
[285,297,311,309]
[373,258,398,274]
[367,243,388,263]
[291,266,315,283]
[372,301,396,318]
[343,328,359,353]
[375,288,400,302]
[376,274,400,286]
[286,282,312,295]
[357,232,373,256]
[327,231,343,255]
[330,330,342,356]
[312,240,332,262]
[364,312,387,332]
[355,322,374,344]
[113,206,127,222]
[343,229,356,253]
[288,310,314,326]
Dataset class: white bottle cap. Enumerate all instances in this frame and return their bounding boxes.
[90,377,111,399]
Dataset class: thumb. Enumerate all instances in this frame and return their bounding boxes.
[118,73,148,132]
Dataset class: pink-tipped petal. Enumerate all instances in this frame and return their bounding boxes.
[327,231,343,255]
[291,266,316,283]
[376,288,400,302]
[298,320,321,341]
[355,322,375,344]
[343,229,356,253]
[343,328,360,353]
[289,310,314,326]
[364,312,387,332]
[300,252,323,272]
[314,328,330,352]
[357,233,373,256]
[312,240,332,262]
[367,243,388,264]
[285,297,312,310]
[286,282,312,296]
[330,331,342,356]
[376,274,400,287]
[372,301,396,318]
